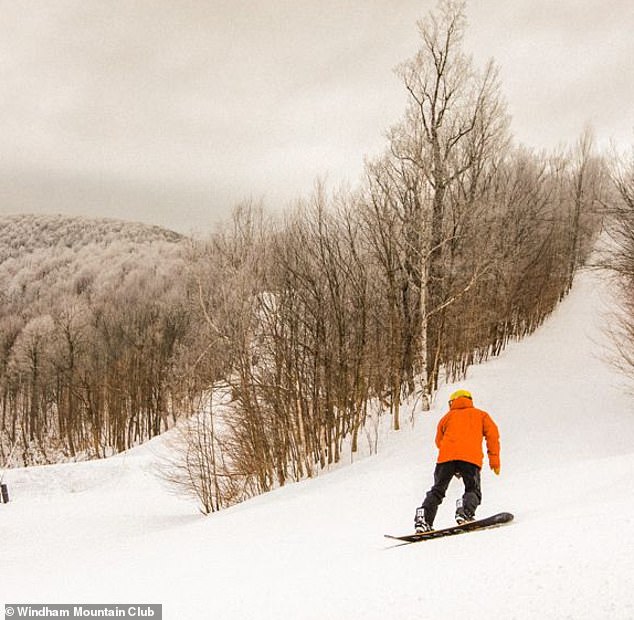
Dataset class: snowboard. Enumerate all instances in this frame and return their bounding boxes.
[384,511,514,545]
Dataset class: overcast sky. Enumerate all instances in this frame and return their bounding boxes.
[1,0,632,235]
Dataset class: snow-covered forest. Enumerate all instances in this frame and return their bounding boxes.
[1,1,632,519]
[0,214,191,464]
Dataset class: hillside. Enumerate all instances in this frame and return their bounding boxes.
[0,213,192,465]
[1,266,633,618]
[0,213,185,303]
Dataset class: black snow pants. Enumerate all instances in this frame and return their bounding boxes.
[421,460,482,526]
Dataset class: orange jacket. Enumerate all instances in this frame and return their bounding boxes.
[435,396,500,469]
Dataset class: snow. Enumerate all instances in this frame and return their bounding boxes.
[2,268,634,619]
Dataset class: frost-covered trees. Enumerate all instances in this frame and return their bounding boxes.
[358,0,604,411]
[0,215,193,465]
[387,0,510,397]
[606,148,634,374]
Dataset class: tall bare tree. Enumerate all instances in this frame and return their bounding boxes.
[385,0,510,394]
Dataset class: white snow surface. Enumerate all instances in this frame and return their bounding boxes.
[2,268,634,619]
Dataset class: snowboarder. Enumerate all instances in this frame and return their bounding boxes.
[414,389,500,532]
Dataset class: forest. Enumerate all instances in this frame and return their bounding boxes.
[1,1,631,514]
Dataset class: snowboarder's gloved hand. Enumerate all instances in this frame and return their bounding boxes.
[492,465,500,475]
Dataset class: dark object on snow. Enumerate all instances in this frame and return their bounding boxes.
[0,483,9,504]
[385,511,514,545]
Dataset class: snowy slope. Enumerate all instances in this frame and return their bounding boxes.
[2,268,634,619]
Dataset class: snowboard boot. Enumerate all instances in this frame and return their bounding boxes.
[455,499,475,525]
[414,506,432,533]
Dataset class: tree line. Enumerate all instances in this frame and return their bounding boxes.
[164,1,607,512]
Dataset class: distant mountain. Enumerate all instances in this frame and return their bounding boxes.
[0,213,184,260]
[0,213,188,310]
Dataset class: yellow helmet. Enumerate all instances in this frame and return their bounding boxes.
[449,389,472,402]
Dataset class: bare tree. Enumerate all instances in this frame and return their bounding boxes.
[381,0,510,394]
[157,393,245,515]
[606,147,634,376]
[565,127,606,292]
